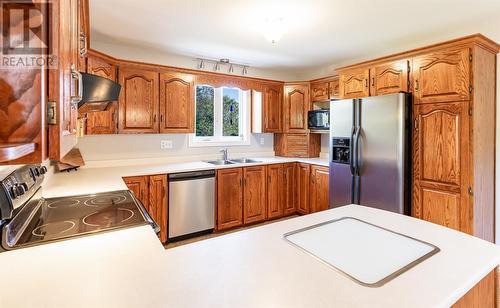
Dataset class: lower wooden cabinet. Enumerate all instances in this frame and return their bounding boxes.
[123,175,168,243]
[283,163,296,216]
[243,166,267,224]
[217,168,244,230]
[310,165,330,213]
[296,163,311,214]
[267,164,284,219]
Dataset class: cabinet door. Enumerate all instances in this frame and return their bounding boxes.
[296,163,311,214]
[263,85,283,133]
[328,79,340,99]
[413,48,470,104]
[217,168,243,230]
[243,166,267,224]
[49,0,79,160]
[283,163,296,216]
[87,53,116,81]
[310,82,329,102]
[123,176,150,209]
[412,102,470,233]
[118,67,159,133]
[284,84,309,133]
[370,59,409,96]
[86,103,117,135]
[310,166,330,213]
[159,72,194,133]
[339,68,370,99]
[149,175,167,243]
[77,0,89,70]
[267,164,284,219]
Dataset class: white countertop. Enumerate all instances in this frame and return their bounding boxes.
[1,205,499,308]
[43,156,329,198]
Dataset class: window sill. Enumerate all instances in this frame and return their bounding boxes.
[188,135,251,148]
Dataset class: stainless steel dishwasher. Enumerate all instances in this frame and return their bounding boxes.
[168,170,215,240]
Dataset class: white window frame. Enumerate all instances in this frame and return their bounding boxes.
[189,85,251,147]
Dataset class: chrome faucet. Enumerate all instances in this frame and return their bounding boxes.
[220,148,228,161]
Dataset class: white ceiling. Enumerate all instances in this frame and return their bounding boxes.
[90,0,500,70]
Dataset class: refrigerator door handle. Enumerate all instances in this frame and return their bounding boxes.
[349,126,356,175]
[352,126,361,176]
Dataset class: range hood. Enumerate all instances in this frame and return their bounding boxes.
[78,73,121,113]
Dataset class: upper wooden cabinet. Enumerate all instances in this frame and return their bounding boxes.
[243,166,267,224]
[412,102,469,233]
[370,59,410,96]
[263,85,283,133]
[217,168,243,231]
[85,103,117,135]
[267,164,284,219]
[87,52,116,81]
[310,81,329,102]
[412,48,471,104]
[310,166,330,213]
[118,67,159,134]
[329,79,340,99]
[339,68,370,99]
[284,83,309,133]
[159,72,194,133]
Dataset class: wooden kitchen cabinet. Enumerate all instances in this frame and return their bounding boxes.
[412,102,469,232]
[283,163,297,216]
[296,163,311,215]
[118,66,159,133]
[77,0,89,70]
[267,164,284,219]
[243,166,267,224]
[87,51,117,81]
[263,85,283,133]
[85,104,117,135]
[274,133,321,158]
[159,72,194,133]
[284,83,309,133]
[329,78,340,99]
[412,48,470,104]
[217,168,243,230]
[338,68,370,99]
[149,175,168,243]
[310,165,330,213]
[123,176,150,208]
[310,81,329,102]
[369,59,410,96]
[123,175,167,243]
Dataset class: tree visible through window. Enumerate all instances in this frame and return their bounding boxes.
[193,85,247,145]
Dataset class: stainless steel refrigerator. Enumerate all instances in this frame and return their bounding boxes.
[329,93,411,214]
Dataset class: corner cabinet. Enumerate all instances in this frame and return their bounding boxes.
[283,83,309,133]
[159,72,194,133]
[118,67,160,133]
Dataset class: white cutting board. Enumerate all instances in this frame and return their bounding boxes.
[284,217,439,287]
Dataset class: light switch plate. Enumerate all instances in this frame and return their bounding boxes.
[160,140,173,150]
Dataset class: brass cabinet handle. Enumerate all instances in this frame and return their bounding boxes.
[415,79,419,91]
[371,77,375,87]
[364,79,368,88]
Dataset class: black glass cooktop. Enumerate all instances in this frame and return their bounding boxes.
[4,190,156,249]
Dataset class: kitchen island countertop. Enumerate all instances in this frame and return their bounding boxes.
[0,204,499,308]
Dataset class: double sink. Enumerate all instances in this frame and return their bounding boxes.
[205,158,262,165]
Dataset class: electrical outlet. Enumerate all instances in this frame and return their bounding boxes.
[260,137,265,145]
[160,140,173,150]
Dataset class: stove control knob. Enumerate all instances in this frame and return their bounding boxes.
[33,168,40,177]
[10,186,19,199]
[40,166,48,175]
[16,184,26,196]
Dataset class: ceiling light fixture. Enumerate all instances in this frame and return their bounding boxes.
[196,58,249,76]
[242,66,248,75]
[229,64,234,73]
[263,16,286,44]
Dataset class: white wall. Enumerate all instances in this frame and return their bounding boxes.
[77,133,275,163]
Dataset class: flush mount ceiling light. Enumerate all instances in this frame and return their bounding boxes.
[263,16,286,44]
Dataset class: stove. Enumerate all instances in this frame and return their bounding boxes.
[0,165,159,251]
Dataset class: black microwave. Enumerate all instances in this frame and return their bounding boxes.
[308,110,330,130]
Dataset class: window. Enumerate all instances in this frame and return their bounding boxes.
[190,85,250,147]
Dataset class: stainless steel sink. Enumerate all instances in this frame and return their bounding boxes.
[205,160,235,165]
[229,158,262,164]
